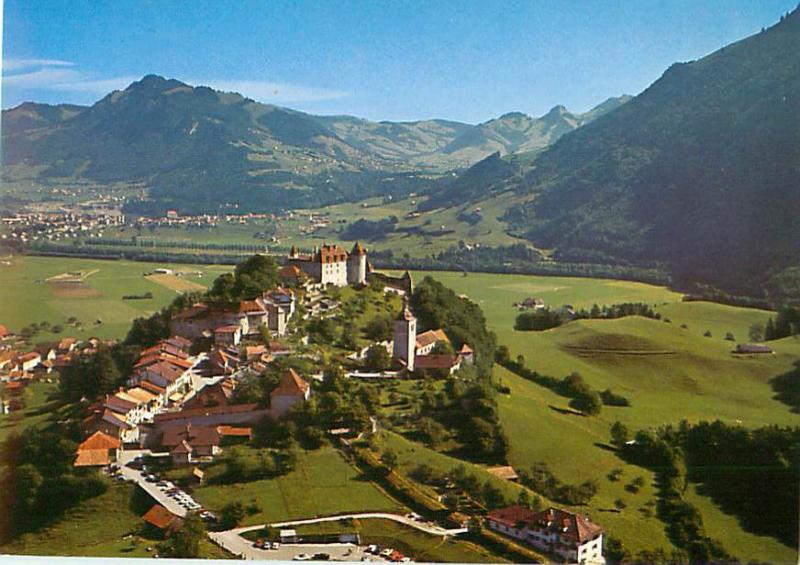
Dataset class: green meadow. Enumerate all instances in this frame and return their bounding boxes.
[414,270,798,561]
[0,256,229,341]
[192,446,403,526]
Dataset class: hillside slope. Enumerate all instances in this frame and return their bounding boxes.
[499,10,800,295]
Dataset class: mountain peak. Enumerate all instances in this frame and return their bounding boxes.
[544,104,570,117]
[498,111,529,120]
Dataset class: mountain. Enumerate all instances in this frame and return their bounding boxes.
[412,97,630,169]
[2,102,87,136]
[2,76,627,214]
[491,9,800,296]
[313,115,472,162]
[2,75,439,213]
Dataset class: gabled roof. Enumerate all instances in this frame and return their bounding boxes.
[271,368,310,397]
[162,424,221,448]
[414,354,459,370]
[104,394,137,414]
[74,449,110,467]
[142,504,183,530]
[239,300,266,314]
[141,360,185,383]
[172,303,209,320]
[279,265,307,279]
[486,465,518,481]
[487,506,603,543]
[416,329,449,348]
[79,430,121,451]
[17,352,41,363]
[164,335,193,350]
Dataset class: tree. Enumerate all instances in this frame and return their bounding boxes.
[749,322,765,343]
[220,501,246,529]
[571,390,602,416]
[610,421,630,448]
[482,481,505,508]
[381,450,398,471]
[365,344,391,371]
[162,513,204,558]
[365,317,392,342]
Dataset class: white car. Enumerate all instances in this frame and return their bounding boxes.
[293,554,312,561]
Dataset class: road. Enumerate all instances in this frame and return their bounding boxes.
[210,512,467,561]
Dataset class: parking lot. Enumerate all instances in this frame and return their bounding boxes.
[115,450,215,522]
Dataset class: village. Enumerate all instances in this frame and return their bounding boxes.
[0,242,605,564]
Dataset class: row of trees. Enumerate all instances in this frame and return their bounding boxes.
[515,302,661,332]
[497,350,630,415]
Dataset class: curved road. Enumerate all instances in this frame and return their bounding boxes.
[209,512,468,560]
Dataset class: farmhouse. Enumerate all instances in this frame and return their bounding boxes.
[142,504,183,534]
[415,329,450,356]
[160,423,252,465]
[214,324,242,347]
[486,506,604,564]
[734,343,774,354]
[74,430,121,468]
[270,368,311,418]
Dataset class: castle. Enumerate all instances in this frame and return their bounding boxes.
[284,242,367,287]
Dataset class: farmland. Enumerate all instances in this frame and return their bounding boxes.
[0,256,229,341]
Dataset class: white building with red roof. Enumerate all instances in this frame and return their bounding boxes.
[269,368,311,418]
[486,506,604,564]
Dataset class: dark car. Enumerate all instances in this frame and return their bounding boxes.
[312,553,330,561]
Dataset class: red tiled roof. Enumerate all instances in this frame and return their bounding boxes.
[142,504,183,530]
[215,325,240,334]
[414,354,459,370]
[239,300,266,313]
[217,425,252,437]
[416,329,449,348]
[161,424,221,448]
[172,303,208,320]
[164,335,193,350]
[154,402,260,423]
[140,380,166,395]
[17,352,40,363]
[271,368,310,397]
[487,506,603,543]
[79,430,121,451]
[0,324,8,337]
[74,449,110,467]
[279,265,306,278]
[140,360,185,383]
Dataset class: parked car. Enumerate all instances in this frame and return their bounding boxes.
[366,545,379,555]
[312,553,330,561]
[380,549,394,557]
[293,554,312,561]
[253,539,264,549]
[271,542,281,550]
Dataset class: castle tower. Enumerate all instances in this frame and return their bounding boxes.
[393,302,416,372]
[347,241,367,285]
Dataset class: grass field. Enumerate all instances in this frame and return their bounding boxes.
[193,446,404,526]
[0,483,228,558]
[0,256,229,341]
[410,270,797,560]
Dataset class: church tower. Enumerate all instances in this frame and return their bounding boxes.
[347,241,367,285]
[393,302,416,371]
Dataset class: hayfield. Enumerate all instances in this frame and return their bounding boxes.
[145,273,208,292]
[0,256,229,341]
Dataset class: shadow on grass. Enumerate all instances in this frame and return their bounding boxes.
[548,404,584,417]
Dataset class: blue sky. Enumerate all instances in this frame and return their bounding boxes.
[2,0,796,122]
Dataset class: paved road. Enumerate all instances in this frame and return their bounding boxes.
[211,512,466,560]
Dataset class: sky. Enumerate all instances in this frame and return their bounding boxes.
[1,0,796,123]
